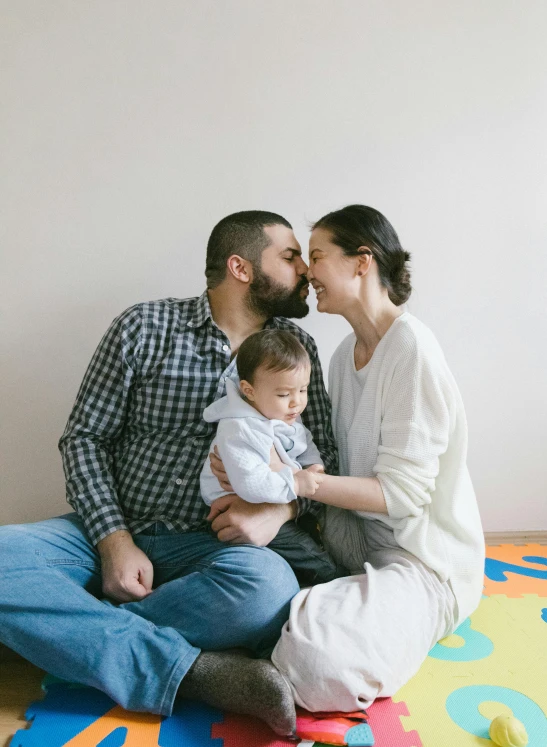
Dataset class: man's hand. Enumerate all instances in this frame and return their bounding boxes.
[209,446,233,492]
[293,468,324,498]
[97,530,154,603]
[207,495,296,545]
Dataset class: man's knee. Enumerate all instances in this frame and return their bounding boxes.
[213,545,299,608]
[208,545,299,650]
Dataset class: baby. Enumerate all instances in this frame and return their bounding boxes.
[200,328,340,585]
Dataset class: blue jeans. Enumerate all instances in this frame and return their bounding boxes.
[0,513,300,715]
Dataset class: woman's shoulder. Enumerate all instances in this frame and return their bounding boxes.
[385,313,453,386]
[389,312,445,358]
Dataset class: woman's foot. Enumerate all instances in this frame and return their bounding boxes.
[178,651,296,736]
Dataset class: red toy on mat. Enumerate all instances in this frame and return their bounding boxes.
[295,707,374,745]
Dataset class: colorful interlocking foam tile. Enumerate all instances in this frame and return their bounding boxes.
[10,543,547,747]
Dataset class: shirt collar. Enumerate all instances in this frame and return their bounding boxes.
[187,291,213,329]
[264,316,284,330]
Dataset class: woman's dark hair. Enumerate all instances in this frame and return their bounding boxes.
[237,329,310,384]
[312,205,412,306]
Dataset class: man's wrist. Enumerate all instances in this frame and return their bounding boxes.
[97,529,134,557]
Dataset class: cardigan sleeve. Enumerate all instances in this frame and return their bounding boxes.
[373,346,454,521]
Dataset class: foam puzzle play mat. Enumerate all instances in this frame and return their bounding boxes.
[9,543,547,747]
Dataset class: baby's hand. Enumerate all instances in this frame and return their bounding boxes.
[293,468,324,498]
[306,463,325,474]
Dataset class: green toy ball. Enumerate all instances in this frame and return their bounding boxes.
[489,714,528,747]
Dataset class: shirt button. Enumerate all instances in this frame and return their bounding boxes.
[175,478,182,485]
[222,344,229,352]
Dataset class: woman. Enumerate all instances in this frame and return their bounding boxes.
[270,204,485,712]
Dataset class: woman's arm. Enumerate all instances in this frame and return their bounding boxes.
[311,474,387,514]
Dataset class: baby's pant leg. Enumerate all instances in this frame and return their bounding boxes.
[268,520,346,586]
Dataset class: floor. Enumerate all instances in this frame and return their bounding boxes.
[1,533,546,747]
[0,656,43,747]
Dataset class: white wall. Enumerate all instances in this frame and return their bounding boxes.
[2,0,546,530]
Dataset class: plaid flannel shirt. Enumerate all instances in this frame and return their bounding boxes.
[59,291,338,545]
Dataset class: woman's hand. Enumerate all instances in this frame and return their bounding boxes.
[293,468,324,498]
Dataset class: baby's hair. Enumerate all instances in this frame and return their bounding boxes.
[237,329,310,384]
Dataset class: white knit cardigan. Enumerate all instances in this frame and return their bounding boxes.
[325,312,485,626]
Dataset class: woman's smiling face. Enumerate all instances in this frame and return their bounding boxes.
[307,227,358,314]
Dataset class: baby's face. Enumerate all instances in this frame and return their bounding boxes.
[241,364,311,424]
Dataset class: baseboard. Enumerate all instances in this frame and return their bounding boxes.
[484,530,547,545]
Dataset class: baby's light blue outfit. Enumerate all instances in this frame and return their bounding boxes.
[200,379,342,586]
[201,379,323,505]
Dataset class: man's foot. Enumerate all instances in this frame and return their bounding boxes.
[178,651,296,736]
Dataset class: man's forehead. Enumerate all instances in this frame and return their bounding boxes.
[263,224,301,252]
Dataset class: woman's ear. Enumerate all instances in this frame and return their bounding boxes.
[226,254,252,284]
[356,247,373,277]
[239,380,255,401]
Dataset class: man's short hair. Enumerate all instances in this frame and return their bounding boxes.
[205,210,292,289]
[236,329,310,384]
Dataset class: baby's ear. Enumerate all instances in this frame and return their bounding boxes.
[239,379,254,401]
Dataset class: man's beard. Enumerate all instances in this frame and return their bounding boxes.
[246,266,309,319]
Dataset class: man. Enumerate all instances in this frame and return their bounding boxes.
[0,211,337,737]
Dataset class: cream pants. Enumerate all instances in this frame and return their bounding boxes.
[271,518,456,712]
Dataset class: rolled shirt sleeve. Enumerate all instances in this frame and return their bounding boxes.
[58,307,142,545]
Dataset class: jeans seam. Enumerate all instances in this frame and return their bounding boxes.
[46,559,99,567]
[154,561,216,570]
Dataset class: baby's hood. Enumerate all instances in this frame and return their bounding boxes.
[203,378,267,423]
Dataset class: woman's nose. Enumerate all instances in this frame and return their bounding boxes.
[306,266,314,281]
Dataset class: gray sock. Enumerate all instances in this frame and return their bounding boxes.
[178,651,296,736]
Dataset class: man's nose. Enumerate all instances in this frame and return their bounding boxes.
[296,256,309,276]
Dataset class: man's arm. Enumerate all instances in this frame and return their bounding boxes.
[208,495,297,544]
[59,307,140,544]
[59,306,153,600]
[207,446,298,545]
